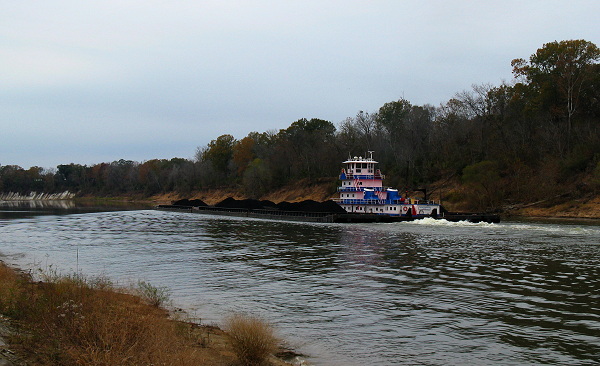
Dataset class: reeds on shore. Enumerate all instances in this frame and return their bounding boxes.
[0,262,287,366]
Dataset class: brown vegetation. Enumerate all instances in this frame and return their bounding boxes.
[225,314,279,366]
[0,262,292,366]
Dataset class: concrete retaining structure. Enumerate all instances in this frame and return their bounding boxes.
[0,191,75,201]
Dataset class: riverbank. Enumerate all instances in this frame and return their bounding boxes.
[503,195,600,220]
[3,175,598,220]
[0,261,300,366]
[148,188,600,221]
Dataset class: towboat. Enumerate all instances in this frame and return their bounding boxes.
[334,152,442,218]
[158,152,500,223]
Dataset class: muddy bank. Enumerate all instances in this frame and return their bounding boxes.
[506,195,600,220]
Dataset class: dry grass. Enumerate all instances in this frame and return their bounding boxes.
[225,314,279,366]
[0,262,296,366]
[0,263,233,365]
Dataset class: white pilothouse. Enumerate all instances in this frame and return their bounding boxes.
[335,152,441,217]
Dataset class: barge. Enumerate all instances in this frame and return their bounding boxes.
[157,153,500,224]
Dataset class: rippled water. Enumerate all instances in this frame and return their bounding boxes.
[1,204,599,365]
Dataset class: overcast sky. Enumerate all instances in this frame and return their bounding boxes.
[2,1,599,169]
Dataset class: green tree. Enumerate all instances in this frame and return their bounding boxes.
[512,40,600,145]
[56,164,87,191]
[278,118,338,179]
[377,99,412,136]
[375,99,434,184]
[0,165,26,193]
[201,134,237,174]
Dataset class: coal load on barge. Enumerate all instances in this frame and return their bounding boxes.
[157,153,500,224]
[158,198,353,223]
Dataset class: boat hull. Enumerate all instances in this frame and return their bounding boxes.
[156,205,500,224]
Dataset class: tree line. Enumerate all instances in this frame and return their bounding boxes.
[2,40,600,209]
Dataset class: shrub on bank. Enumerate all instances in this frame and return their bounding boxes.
[226,313,279,366]
[136,280,172,307]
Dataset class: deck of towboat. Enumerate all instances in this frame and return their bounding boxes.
[156,205,501,224]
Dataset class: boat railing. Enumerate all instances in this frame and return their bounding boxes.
[333,198,387,205]
[338,187,385,192]
[341,173,385,180]
[333,198,441,206]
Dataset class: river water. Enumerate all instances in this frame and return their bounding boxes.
[0,202,599,365]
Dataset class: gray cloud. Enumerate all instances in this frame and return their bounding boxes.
[2,1,599,168]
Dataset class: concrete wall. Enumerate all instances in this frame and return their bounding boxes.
[0,191,75,200]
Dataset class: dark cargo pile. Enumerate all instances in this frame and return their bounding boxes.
[173,197,346,213]
[172,198,208,207]
[214,197,278,210]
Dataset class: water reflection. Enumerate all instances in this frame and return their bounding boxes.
[0,200,152,220]
[201,218,345,274]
